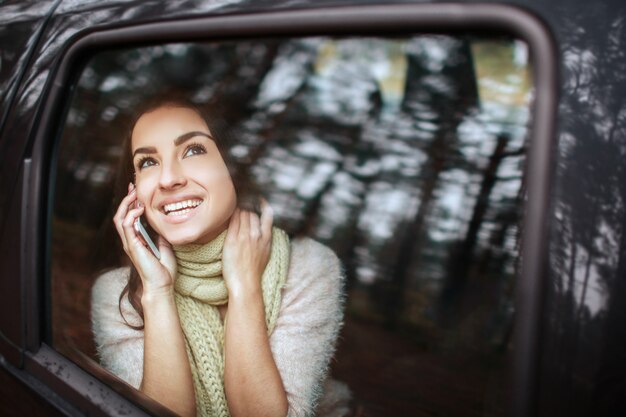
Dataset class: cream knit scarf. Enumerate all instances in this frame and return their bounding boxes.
[173,227,290,417]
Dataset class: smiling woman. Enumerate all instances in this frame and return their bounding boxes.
[130,105,236,245]
[90,96,349,417]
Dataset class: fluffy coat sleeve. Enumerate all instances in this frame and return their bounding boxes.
[91,267,144,389]
[90,238,347,416]
[270,238,346,417]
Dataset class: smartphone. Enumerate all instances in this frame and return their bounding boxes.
[134,217,161,260]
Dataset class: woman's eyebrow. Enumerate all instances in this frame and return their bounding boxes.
[174,131,213,146]
[132,131,213,158]
[133,146,157,158]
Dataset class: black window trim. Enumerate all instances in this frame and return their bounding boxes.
[22,3,558,416]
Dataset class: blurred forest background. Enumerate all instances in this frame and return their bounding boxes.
[51,35,531,416]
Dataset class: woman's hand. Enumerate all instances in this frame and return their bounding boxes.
[222,202,273,299]
[113,183,177,296]
[116,186,194,417]
[222,202,288,417]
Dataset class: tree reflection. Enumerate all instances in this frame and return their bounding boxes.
[52,35,531,416]
[539,1,626,415]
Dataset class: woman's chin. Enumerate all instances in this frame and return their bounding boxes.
[154,214,231,246]
[160,226,224,247]
[164,232,200,246]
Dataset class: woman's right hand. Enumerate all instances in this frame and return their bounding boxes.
[113,183,177,296]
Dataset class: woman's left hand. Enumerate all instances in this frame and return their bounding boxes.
[222,203,273,299]
[222,202,288,417]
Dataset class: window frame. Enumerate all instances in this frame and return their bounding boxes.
[23,4,558,416]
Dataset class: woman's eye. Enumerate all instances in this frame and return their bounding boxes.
[183,144,207,158]
[137,157,157,170]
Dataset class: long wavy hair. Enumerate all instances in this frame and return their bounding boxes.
[113,94,261,329]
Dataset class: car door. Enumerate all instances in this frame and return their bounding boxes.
[1,1,561,416]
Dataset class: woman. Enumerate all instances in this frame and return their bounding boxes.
[91,98,349,417]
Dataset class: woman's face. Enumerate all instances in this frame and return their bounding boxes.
[131,105,236,245]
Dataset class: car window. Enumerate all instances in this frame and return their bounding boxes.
[50,35,532,416]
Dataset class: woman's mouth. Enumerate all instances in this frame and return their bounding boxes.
[162,199,203,216]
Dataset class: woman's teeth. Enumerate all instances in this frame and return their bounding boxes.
[163,199,202,215]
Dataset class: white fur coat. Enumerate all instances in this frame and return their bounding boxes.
[91,237,350,417]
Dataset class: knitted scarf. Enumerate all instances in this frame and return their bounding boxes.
[173,227,290,417]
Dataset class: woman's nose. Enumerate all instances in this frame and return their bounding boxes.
[158,161,187,189]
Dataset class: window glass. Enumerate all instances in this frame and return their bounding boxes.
[51,35,532,416]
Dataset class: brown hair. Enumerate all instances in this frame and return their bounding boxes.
[115,94,261,329]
